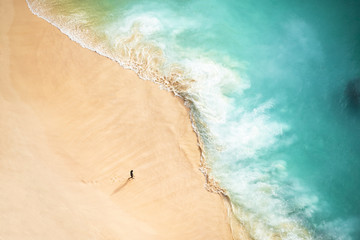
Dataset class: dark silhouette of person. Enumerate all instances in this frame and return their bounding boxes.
[130,170,134,179]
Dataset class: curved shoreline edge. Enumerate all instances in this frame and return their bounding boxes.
[24,1,251,239]
[0,2,250,239]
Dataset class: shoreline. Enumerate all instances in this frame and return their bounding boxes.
[25,0,231,202]
[25,0,252,239]
[0,0,250,239]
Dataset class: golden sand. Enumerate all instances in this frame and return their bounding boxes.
[0,0,253,239]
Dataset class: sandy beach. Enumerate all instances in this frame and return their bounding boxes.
[0,0,250,239]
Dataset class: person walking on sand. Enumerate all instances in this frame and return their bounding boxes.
[130,170,134,179]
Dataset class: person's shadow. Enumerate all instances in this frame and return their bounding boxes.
[111,178,132,195]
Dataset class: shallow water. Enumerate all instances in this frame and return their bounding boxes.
[27,0,360,239]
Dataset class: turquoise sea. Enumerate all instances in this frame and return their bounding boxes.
[27,0,360,239]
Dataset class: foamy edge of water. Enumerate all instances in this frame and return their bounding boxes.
[25,1,320,239]
[24,0,229,213]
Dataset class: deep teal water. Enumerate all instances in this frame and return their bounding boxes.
[28,0,360,239]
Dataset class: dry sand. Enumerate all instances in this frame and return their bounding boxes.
[0,0,251,239]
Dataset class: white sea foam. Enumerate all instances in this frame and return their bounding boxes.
[319,218,359,240]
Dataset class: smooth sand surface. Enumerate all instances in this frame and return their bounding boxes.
[0,0,251,239]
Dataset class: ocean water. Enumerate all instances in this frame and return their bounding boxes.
[27,0,360,239]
